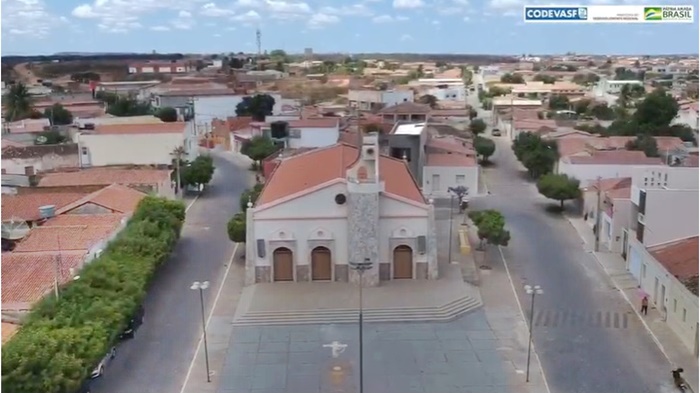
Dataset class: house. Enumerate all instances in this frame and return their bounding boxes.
[210,116,254,150]
[490,97,543,131]
[348,89,414,111]
[641,237,698,355]
[153,87,238,119]
[73,115,164,129]
[598,79,644,94]
[245,135,438,285]
[558,151,664,184]
[423,135,479,198]
[2,184,146,312]
[510,81,587,99]
[75,122,197,166]
[580,177,633,253]
[379,123,429,183]
[231,118,339,153]
[2,191,88,224]
[2,118,51,136]
[673,101,699,131]
[379,102,431,124]
[36,167,175,199]
[128,61,194,74]
[96,80,162,95]
[1,144,80,176]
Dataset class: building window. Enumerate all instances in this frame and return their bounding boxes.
[673,299,677,313]
[456,175,465,184]
[683,308,687,322]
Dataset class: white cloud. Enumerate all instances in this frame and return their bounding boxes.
[232,10,261,22]
[319,4,373,16]
[2,0,67,38]
[431,19,441,25]
[393,0,424,8]
[150,25,171,31]
[71,0,207,33]
[400,33,412,41]
[234,0,312,19]
[463,15,470,21]
[307,13,340,28]
[200,2,235,16]
[372,14,409,23]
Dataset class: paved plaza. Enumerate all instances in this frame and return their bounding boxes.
[217,310,528,393]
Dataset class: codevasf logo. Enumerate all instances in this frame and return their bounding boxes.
[644,7,663,20]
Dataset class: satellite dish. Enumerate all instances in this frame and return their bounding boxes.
[1,218,31,240]
[35,135,48,145]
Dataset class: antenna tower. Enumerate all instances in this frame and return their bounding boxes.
[256,27,262,56]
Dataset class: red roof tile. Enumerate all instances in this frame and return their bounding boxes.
[93,122,186,135]
[38,168,171,187]
[13,214,123,253]
[647,236,699,281]
[1,192,88,221]
[565,151,663,165]
[56,184,146,215]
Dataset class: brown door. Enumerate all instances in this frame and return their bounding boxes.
[273,248,294,281]
[311,247,332,281]
[393,245,413,279]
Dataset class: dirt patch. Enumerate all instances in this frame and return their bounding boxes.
[33,60,129,80]
[273,79,348,104]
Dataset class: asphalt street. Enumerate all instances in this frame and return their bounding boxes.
[91,152,250,393]
[217,311,527,393]
[465,92,675,393]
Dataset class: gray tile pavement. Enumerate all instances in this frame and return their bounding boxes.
[217,311,524,393]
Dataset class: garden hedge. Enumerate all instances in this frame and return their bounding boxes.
[1,196,186,393]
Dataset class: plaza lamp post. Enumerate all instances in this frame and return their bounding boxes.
[191,281,211,383]
[349,258,372,393]
[524,284,543,383]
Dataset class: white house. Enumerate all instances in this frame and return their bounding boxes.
[632,236,698,355]
[193,94,301,135]
[598,79,644,94]
[427,85,466,102]
[75,121,197,166]
[233,118,339,152]
[673,101,699,131]
[245,135,438,285]
[1,144,80,176]
[557,150,665,184]
[581,177,632,253]
[422,135,479,198]
[348,89,414,111]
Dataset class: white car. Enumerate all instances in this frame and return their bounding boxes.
[91,347,116,378]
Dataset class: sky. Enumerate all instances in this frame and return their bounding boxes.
[1,0,699,56]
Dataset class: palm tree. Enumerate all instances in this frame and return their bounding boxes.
[3,83,33,121]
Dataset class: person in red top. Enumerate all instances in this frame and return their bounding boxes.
[641,296,649,315]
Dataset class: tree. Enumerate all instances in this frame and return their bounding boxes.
[35,130,68,145]
[155,107,178,122]
[573,99,591,115]
[469,118,487,136]
[468,108,478,120]
[632,88,678,128]
[467,209,511,249]
[43,104,73,125]
[240,183,264,211]
[522,146,557,179]
[241,136,278,165]
[626,134,659,157]
[533,74,557,84]
[500,73,524,84]
[107,96,152,117]
[3,82,33,121]
[589,103,615,120]
[572,72,600,86]
[462,68,473,85]
[235,94,276,121]
[536,173,581,210]
[548,94,570,110]
[227,213,246,243]
[418,94,438,108]
[474,136,496,163]
[363,123,384,134]
[181,155,215,189]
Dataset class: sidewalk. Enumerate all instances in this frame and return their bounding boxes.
[460,216,550,393]
[567,215,699,393]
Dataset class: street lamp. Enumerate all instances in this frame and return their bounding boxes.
[191,281,211,383]
[348,258,372,393]
[524,284,543,383]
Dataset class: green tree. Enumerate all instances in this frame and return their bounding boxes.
[474,136,496,163]
[35,130,68,145]
[523,146,557,179]
[632,88,678,128]
[536,173,581,210]
[181,155,215,189]
[235,94,276,121]
[155,107,178,122]
[418,94,438,108]
[43,104,73,125]
[241,136,278,165]
[626,134,659,157]
[468,108,478,120]
[469,118,487,136]
[533,74,557,84]
[3,82,33,121]
[573,99,591,115]
[548,94,570,110]
[107,96,152,117]
[589,103,615,120]
[467,209,511,249]
[462,68,473,85]
[227,213,246,242]
[500,73,524,84]
[572,72,600,85]
[363,123,384,134]
[240,183,264,211]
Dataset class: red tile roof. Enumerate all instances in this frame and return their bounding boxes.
[557,136,685,158]
[257,143,425,205]
[647,236,699,281]
[12,214,122,253]
[38,168,171,187]
[93,122,186,135]
[2,251,86,310]
[55,184,146,215]
[565,151,663,165]
[1,192,88,221]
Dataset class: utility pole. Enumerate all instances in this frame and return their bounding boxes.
[594,176,602,252]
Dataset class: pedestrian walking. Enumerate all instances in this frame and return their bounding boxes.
[641,296,649,315]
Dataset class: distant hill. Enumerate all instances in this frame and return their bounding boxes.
[1,53,186,66]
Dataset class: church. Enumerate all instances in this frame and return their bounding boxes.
[244,133,439,286]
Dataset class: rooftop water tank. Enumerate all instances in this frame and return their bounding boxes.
[39,205,56,219]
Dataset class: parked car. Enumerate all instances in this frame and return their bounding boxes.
[491,128,501,136]
[90,347,116,378]
[120,305,145,340]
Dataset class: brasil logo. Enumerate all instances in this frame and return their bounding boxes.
[644,7,663,20]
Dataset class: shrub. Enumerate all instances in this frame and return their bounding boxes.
[227,213,246,243]
[1,196,185,393]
